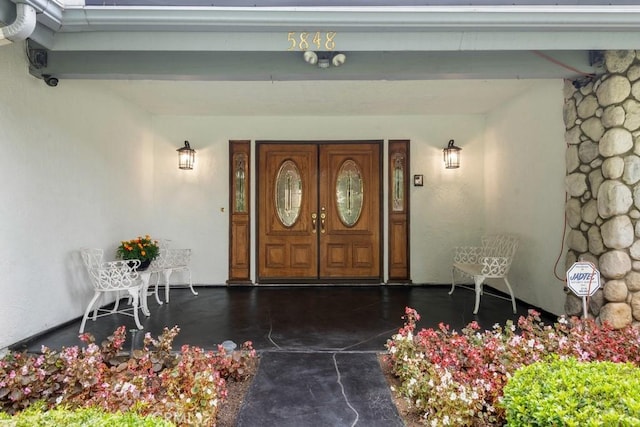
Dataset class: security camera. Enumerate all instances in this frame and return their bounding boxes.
[43,75,58,87]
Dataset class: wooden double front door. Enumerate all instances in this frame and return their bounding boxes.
[257,141,382,282]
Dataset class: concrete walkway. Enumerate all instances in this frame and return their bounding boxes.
[237,352,403,427]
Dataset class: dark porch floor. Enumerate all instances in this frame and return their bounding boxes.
[10,285,558,426]
[13,285,557,353]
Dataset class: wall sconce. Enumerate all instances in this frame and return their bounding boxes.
[177,140,196,170]
[443,139,461,169]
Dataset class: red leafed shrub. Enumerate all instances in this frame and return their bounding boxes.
[0,326,257,426]
[385,307,640,426]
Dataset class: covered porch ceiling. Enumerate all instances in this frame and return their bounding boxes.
[3,0,639,114]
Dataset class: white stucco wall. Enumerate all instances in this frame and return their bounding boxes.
[151,114,487,285]
[0,42,155,349]
[0,39,566,348]
[484,80,567,315]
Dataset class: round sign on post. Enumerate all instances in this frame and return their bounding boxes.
[566,261,600,319]
[566,262,600,297]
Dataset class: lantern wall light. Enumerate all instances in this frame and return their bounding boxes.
[177,140,196,170]
[443,139,462,169]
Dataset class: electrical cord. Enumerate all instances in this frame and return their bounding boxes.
[553,189,569,283]
[531,50,596,78]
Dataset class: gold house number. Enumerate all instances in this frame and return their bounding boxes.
[287,32,337,51]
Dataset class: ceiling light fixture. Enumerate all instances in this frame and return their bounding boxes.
[303,51,346,69]
[303,50,318,65]
[332,53,346,67]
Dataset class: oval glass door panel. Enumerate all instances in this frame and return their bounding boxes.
[336,159,363,227]
[275,160,303,227]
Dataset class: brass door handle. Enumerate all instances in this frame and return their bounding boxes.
[320,212,326,234]
[311,213,317,233]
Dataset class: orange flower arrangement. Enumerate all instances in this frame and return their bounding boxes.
[116,235,160,262]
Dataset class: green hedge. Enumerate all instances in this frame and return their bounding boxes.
[502,357,640,426]
[0,405,174,426]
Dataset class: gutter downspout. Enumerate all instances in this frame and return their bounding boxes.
[0,2,36,46]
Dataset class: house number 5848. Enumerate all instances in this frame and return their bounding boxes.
[287,32,336,51]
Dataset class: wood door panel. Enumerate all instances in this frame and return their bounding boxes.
[389,220,407,265]
[291,244,314,267]
[258,144,318,279]
[319,143,381,278]
[388,140,410,282]
[322,149,376,233]
[229,218,250,280]
[264,242,314,268]
[231,220,249,266]
[326,244,348,267]
[353,243,373,267]
[324,242,374,269]
[228,141,251,284]
[258,141,381,282]
[265,244,286,267]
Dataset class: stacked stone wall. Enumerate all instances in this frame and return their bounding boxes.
[564,50,640,328]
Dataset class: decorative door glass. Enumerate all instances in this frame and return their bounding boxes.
[392,152,404,212]
[234,153,247,213]
[335,159,363,227]
[275,160,303,227]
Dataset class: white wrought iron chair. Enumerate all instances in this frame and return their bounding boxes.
[149,242,197,304]
[449,234,519,314]
[79,248,143,333]
[162,248,196,302]
[145,239,171,306]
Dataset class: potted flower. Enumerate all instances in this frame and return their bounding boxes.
[116,235,160,270]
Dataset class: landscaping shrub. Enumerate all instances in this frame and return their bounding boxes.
[0,402,173,426]
[385,307,640,426]
[503,356,640,426]
[0,326,257,426]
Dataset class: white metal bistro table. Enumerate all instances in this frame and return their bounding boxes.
[138,266,175,316]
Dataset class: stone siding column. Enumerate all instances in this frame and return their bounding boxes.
[564,50,640,328]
